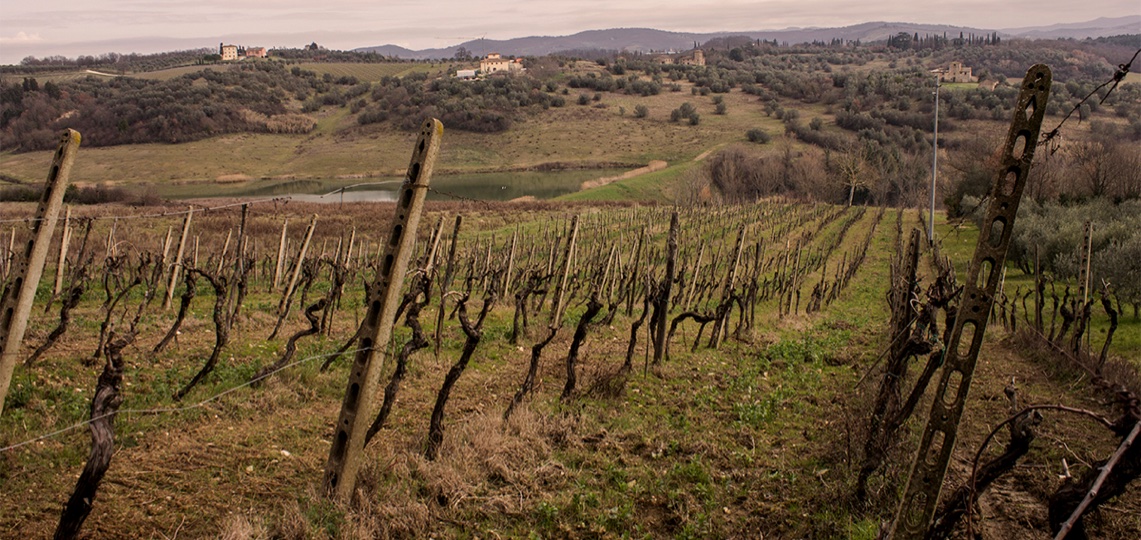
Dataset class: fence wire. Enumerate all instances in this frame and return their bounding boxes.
[0,347,364,454]
[1039,47,1141,150]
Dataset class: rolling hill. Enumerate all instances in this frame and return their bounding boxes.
[354,16,1141,59]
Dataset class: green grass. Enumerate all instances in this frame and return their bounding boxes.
[559,161,695,202]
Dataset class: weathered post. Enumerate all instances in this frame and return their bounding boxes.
[889,64,1050,539]
[163,208,193,310]
[104,218,117,258]
[652,211,678,364]
[273,218,288,290]
[324,118,443,502]
[2,229,14,281]
[0,129,80,416]
[550,215,579,327]
[160,225,173,264]
[269,214,317,340]
[433,215,462,358]
[52,206,72,297]
[215,228,232,275]
[503,230,518,294]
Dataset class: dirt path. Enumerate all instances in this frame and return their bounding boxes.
[579,160,667,190]
[577,146,720,192]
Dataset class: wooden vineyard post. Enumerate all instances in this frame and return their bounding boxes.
[215,229,232,275]
[503,230,517,294]
[889,64,1051,539]
[549,215,579,327]
[105,219,117,258]
[273,219,288,290]
[160,226,173,264]
[653,211,678,364]
[433,215,462,359]
[0,129,80,416]
[163,207,193,310]
[52,206,72,297]
[324,118,443,502]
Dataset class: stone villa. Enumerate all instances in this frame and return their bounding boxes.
[939,61,975,83]
[480,53,524,74]
[219,43,267,61]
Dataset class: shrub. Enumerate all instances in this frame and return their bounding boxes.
[634,104,649,118]
[747,128,771,143]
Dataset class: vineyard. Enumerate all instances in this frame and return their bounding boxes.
[1,178,1138,537]
[2,62,1141,538]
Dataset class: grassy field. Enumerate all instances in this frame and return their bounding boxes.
[0,74,823,196]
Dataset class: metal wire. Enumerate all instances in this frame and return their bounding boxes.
[0,347,365,453]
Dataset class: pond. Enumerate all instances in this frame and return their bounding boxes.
[162,168,625,202]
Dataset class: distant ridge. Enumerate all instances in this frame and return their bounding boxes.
[1001,15,1140,40]
[354,16,1141,60]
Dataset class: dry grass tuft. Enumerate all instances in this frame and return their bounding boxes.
[270,500,310,540]
[218,513,268,540]
[337,409,582,537]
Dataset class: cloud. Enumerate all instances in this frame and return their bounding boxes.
[0,32,44,44]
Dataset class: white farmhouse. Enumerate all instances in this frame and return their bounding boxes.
[480,53,523,74]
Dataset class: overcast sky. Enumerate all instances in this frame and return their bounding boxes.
[2,0,1138,63]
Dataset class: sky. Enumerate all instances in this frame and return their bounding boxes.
[1,0,1139,63]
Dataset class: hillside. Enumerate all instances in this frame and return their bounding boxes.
[3,38,1137,206]
[353,17,1141,59]
[355,24,1002,59]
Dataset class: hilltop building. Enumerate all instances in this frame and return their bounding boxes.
[939,61,975,83]
[480,53,524,74]
[219,43,267,61]
[650,48,704,66]
[679,49,705,66]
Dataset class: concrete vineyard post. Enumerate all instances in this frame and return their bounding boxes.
[890,64,1051,539]
[324,118,443,502]
[0,129,80,417]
